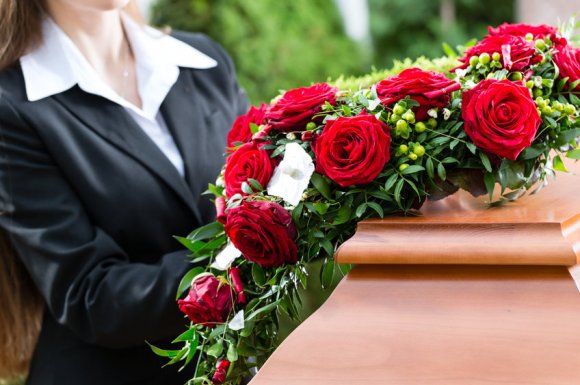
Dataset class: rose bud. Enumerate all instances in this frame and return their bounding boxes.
[177,274,233,328]
[227,104,268,151]
[252,124,274,142]
[215,197,227,224]
[212,360,230,385]
[301,131,314,142]
[228,267,246,304]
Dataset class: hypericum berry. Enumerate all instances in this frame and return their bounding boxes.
[390,114,401,122]
[399,144,409,154]
[414,121,427,133]
[469,55,479,67]
[541,106,553,115]
[536,99,547,109]
[479,52,491,65]
[427,118,437,129]
[525,33,534,41]
[526,80,534,89]
[402,110,415,123]
[413,145,426,157]
[408,153,418,161]
[492,52,501,61]
[535,39,546,51]
[552,101,563,111]
[510,72,523,81]
[306,122,317,131]
[399,163,409,172]
[393,104,406,115]
[533,88,543,98]
[396,119,408,131]
[564,104,576,115]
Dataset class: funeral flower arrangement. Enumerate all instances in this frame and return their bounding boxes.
[154,22,580,384]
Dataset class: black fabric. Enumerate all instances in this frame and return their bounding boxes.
[0,32,248,385]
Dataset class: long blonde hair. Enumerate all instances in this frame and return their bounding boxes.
[0,1,145,379]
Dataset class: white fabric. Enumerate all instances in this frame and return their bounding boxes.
[20,14,218,177]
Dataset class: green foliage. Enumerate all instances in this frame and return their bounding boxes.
[369,0,514,69]
[151,0,368,103]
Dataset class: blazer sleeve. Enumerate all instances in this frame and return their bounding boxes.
[0,97,192,349]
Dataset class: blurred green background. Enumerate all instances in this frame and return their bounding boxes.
[151,0,515,103]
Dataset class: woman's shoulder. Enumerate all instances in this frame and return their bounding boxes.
[169,31,236,74]
[0,64,27,105]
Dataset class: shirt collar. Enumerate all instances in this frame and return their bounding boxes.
[20,14,217,104]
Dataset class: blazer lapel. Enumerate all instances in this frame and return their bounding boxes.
[160,70,211,201]
[52,87,203,223]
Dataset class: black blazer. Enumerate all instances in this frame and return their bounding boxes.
[0,32,247,385]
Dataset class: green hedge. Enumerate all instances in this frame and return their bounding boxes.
[151,0,368,103]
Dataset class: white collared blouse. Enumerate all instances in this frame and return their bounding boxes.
[19,14,218,177]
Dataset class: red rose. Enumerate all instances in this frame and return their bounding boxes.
[488,23,558,40]
[177,274,233,327]
[225,200,297,268]
[376,67,460,121]
[453,35,538,72]
[224,142,277,198]
[265,83,338,132]
[462,79,541,160]
[554,45,580,90]
[227,104,268,150]
[212,360,230,385]
[314,113,391,187]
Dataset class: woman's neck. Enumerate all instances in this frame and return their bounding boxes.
[45,3,142,108]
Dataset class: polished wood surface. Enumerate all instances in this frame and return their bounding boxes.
[336,162,580,265]
[250,161,580,384]
[250,265,580,385]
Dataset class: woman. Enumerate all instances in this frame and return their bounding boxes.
[0,1,247,384]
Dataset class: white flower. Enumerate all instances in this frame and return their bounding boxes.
[443,108,452,120]
[210,243,242,271]
[267,142,315,206]
[368,98,381,110]
[427,108,438,119]
[228,310,245,331]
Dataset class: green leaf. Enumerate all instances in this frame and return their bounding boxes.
[555,128,580,147]
[442,42,457,57]
[320,259,335,289]
[332,204,352,225]
[484,172,495,201]
[147,342,182,358]
[401,165,425,175]
[241,181,254,194]
[207,341,224,358]
[320,239,334,256]
[394,179,404,207]
[366,202,384,218]
[172,328,197,343]
[176,267,205,300]
[183,332,199,368]
[437,163,447,181]
[384,173,398,192]
[425,157,435,179]
[248,178,264,192]
[553,155,568,172]
[252,263,267,287]
[249,123,260,134]
[227,341,239,362]
[313,202,330,215]
[479,152,492,173]
[466,142,477,155]
[239,319,255,337]
[246,300,280,320]
[187,222,224,242]
[341,105,352,116]
[519,145,546,160]
[570,79,580,91]
[310,172,332,200]
[566,149,580,159]
[570,93,580,105]
[355,203,367,218]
